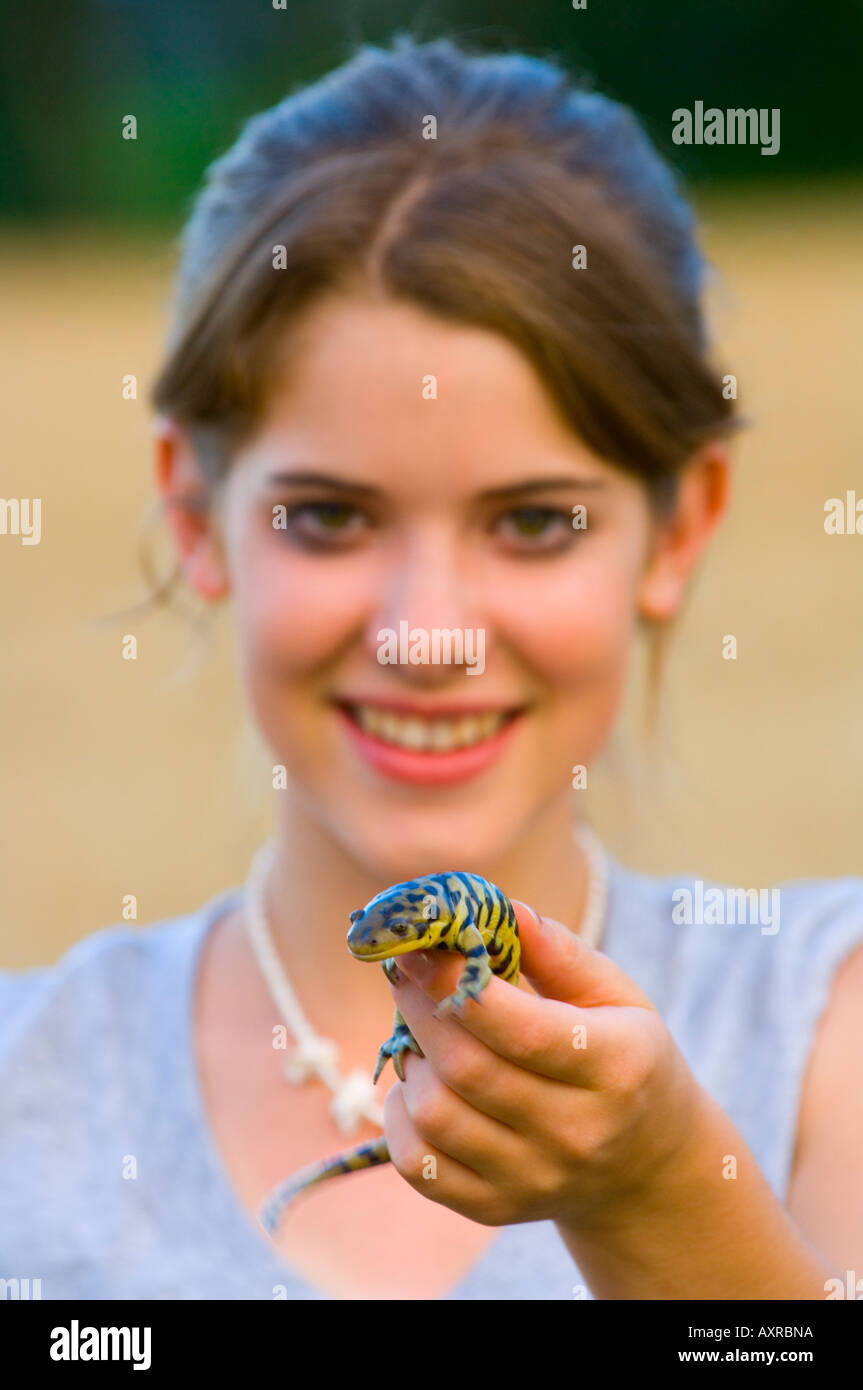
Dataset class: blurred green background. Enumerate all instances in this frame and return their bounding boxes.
[1,2,862,967]
[2,0,862,224]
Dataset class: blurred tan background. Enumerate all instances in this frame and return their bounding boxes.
[1,182,862,968]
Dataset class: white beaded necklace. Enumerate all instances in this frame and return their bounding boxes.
[242,823,609,1135]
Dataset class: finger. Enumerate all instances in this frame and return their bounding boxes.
[392,955,650,1090]
[509,899,657,1010]
[394,901,655,1012]
[383,1079,501,1220]
[397,1053,525,1180]
[391,972,556,1122]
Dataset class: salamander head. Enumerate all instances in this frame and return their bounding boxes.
[347,886,440,961]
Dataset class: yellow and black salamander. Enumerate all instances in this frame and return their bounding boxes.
[257,871,520,1236]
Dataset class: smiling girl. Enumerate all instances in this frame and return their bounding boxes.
[2,35,862,1301]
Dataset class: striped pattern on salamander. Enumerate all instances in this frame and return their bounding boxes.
[257,871,520,1237]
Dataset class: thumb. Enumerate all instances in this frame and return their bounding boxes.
[509,899,656,1010]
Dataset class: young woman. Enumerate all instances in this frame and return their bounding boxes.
[2,35,862,1301]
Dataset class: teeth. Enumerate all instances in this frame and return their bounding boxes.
[350,705,511,751]
[397,717,426,750]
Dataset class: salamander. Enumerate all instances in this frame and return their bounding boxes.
[257,870,520,1237]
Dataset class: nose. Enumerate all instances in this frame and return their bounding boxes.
[364,526,482,681]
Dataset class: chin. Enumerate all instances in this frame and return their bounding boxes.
[334,800,527,884]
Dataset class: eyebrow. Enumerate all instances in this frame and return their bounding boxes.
[264,470,608,500]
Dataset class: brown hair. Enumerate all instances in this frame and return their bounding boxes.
[146,33,740,712]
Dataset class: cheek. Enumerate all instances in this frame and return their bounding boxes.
[229,533,366,680]
[491,539,643,688]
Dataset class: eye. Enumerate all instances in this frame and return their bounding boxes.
[275,500,367,548]
[495,506,577,552]
[391,923,411,936]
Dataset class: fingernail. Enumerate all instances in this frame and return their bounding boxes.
[511,898,544,929]
[388,962,404,985]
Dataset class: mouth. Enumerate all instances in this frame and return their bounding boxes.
[333,700,522,753]
[331,698,527,786]
[347,939,420,962]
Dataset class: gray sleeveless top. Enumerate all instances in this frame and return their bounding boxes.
[2,852,862,1300]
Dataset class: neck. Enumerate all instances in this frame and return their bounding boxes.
[243,793,594,1042]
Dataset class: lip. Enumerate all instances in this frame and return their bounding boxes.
[332,697,520,717]
[332,700,525,786]
[347,939,422,962]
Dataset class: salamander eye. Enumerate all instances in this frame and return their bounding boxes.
[391,923,411,936]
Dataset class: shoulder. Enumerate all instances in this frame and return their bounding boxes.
[606,855,863,999]
[0,887,239,1282]
[606,856,863,1199]
[791,927,863,1153]
[784,917,863,1260]
[605,854,863,1094]
[0,888,240,1064]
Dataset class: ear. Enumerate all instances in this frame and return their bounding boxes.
[637,442,732,622]
[152,415,230,600]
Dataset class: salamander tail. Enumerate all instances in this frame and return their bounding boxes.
[257,1136,391,1236]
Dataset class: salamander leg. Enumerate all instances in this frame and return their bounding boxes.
[381,956,401,986]
[373,1006,424,1083]
[436,924,493,1017]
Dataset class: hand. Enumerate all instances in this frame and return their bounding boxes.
[381,901,703,1230]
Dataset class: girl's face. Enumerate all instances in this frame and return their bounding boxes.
[162,292,727,879]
